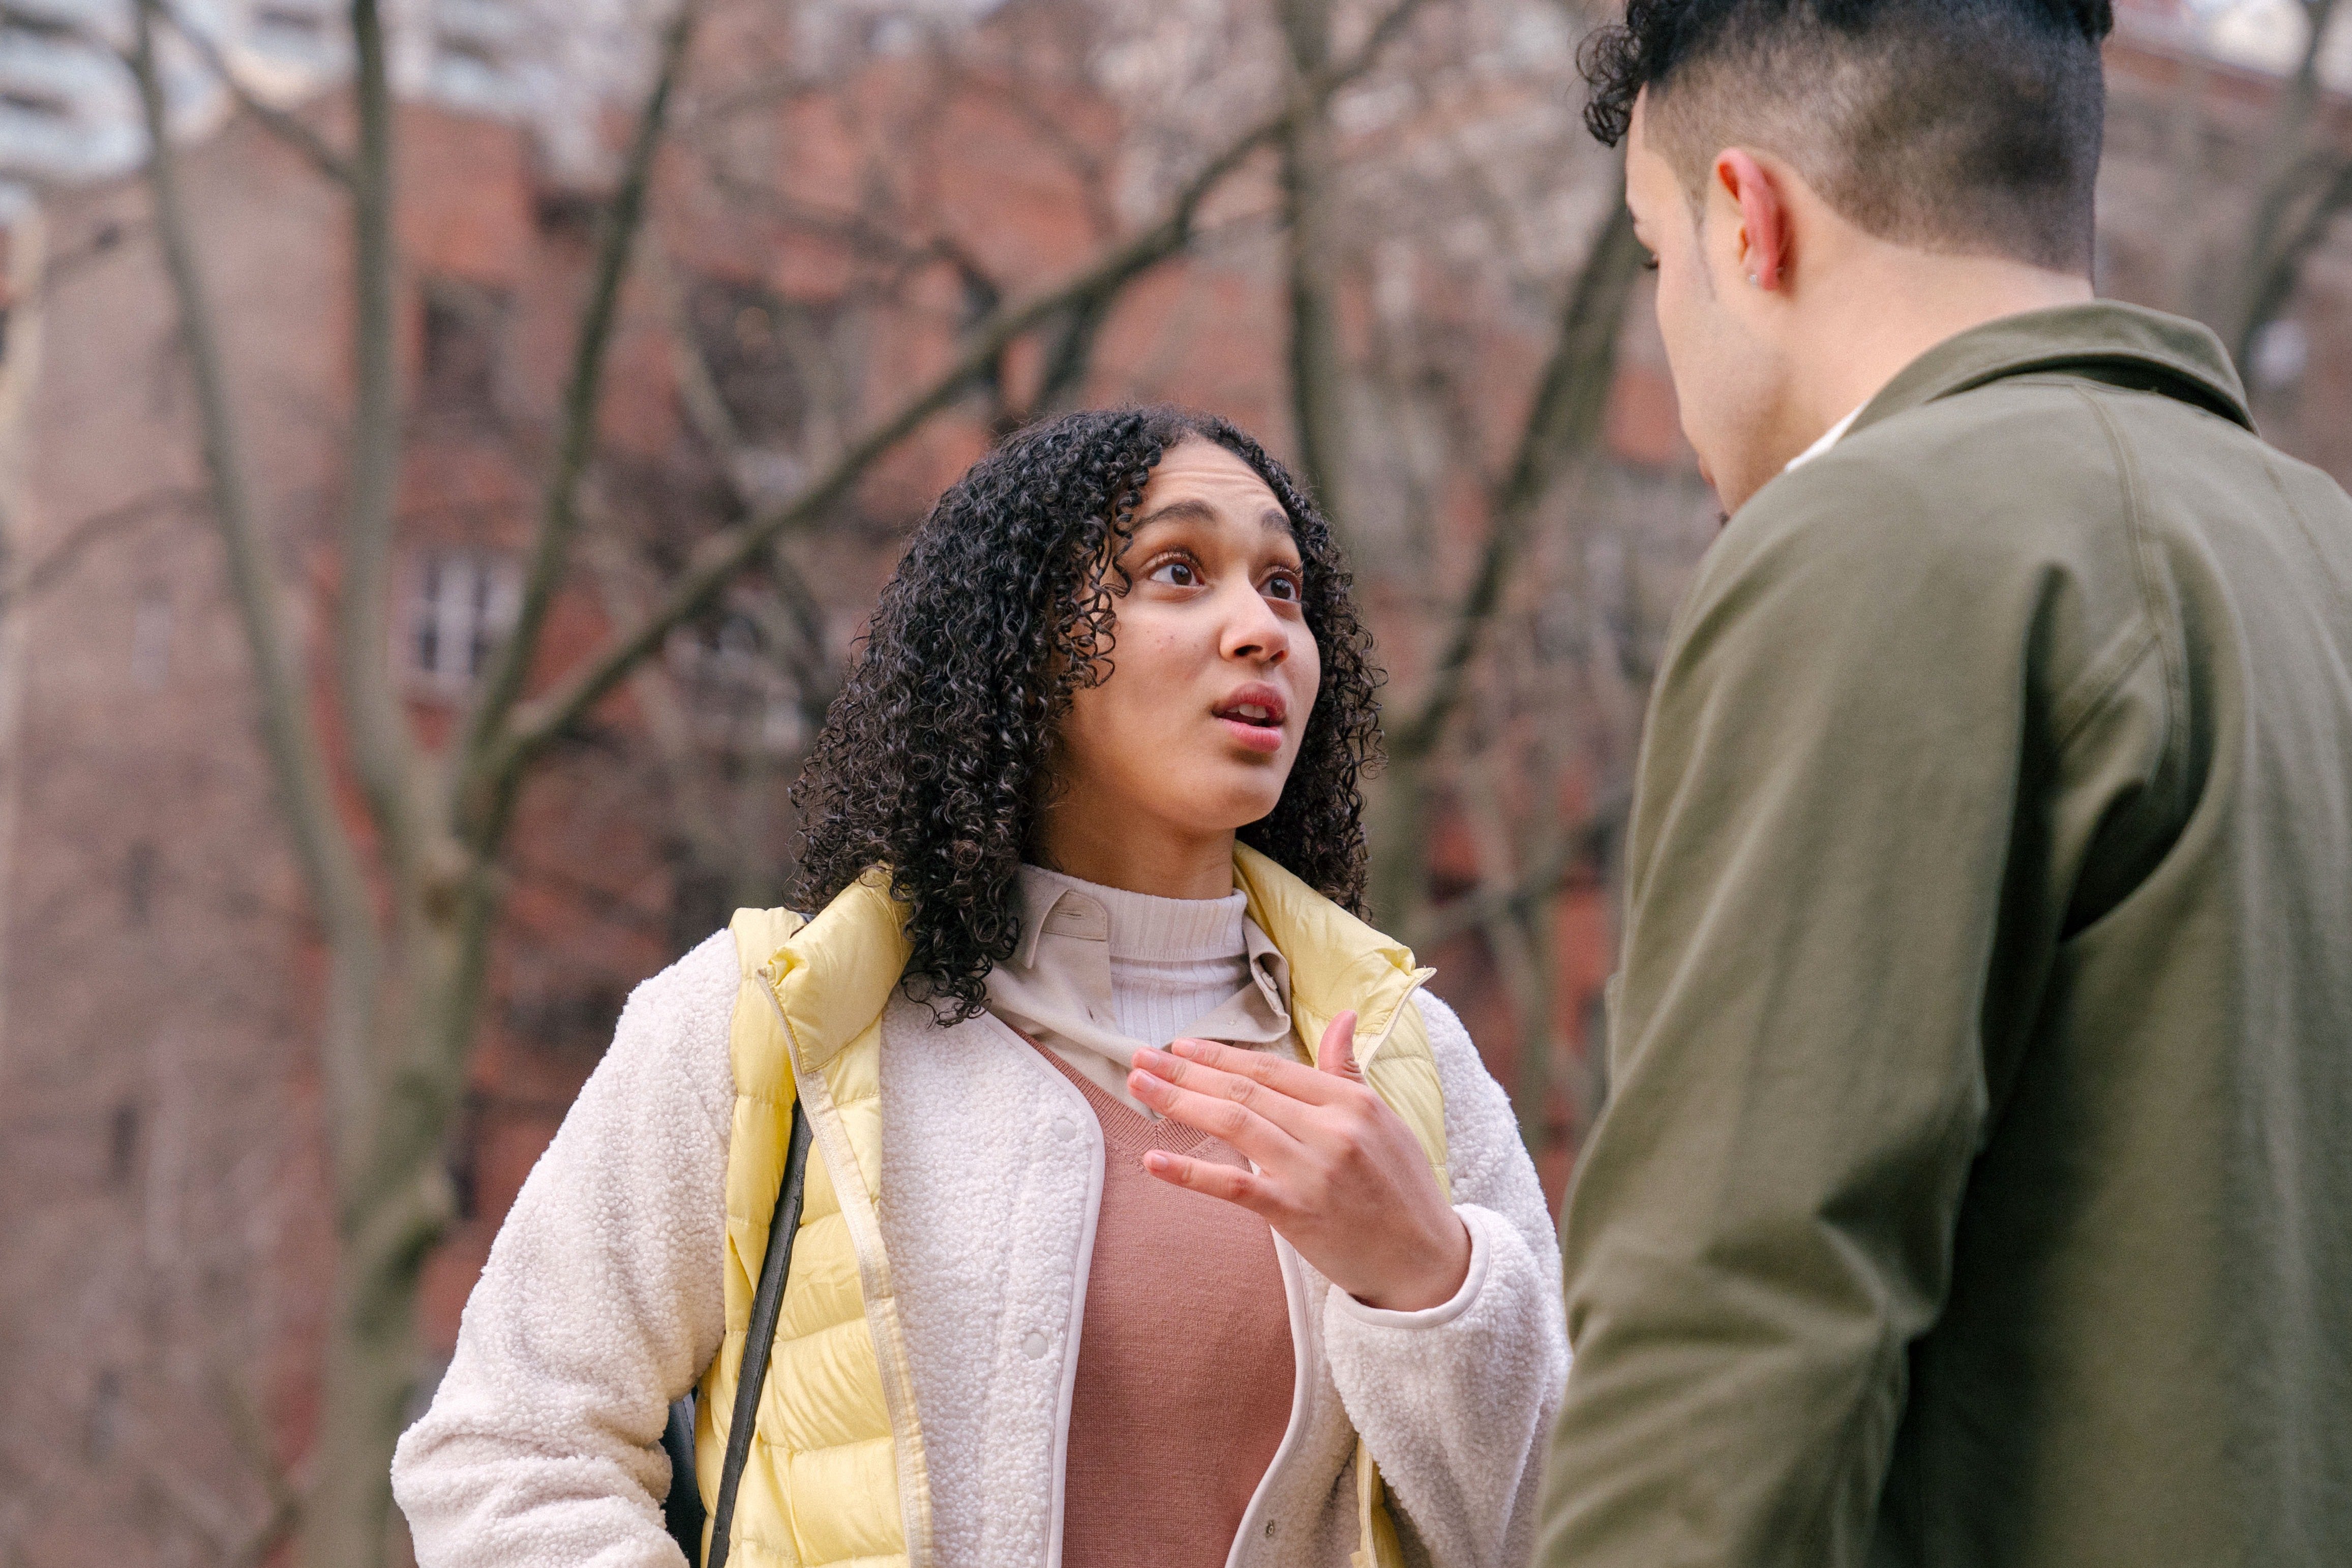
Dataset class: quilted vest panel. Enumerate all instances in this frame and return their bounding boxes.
[697,899,915,1568]
[703,857,1447,1568]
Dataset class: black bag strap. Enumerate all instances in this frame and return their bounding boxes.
[671,1098,813,1568]
[660,1399,705,1556]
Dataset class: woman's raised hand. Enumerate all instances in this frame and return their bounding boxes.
[1129,1011,1471,1313]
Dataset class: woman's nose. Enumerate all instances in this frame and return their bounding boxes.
[1221,582,1289,665]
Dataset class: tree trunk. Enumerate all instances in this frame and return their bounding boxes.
[298,892,479,1568]
[1278,0,1351,525]
[1364,195,1643,941]
[308,1239,429,1568]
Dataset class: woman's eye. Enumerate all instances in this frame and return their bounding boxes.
[1263,571,1303,602]
[1148,558,1200,587]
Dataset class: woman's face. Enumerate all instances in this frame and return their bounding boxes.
[1047,437,1322,878]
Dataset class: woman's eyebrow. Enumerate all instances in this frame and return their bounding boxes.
[1131,498,1220,531]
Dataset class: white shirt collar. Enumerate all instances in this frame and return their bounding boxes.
[1785,403,1866,472]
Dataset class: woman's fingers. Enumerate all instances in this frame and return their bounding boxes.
[1128,1053,1307,1164]
[1157,1034,1351,1106]
[1319,1010,1360,1080]
[1139,1149,1280,1216]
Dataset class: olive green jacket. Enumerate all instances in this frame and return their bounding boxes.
[1539,303,2352,1568]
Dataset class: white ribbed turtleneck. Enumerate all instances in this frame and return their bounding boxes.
[1034,867,1250,1044]
[983,865,1294,1112]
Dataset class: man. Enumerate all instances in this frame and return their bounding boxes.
[1539,4,2352,1566]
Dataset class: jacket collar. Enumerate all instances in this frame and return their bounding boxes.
[771,850,1431,1073]
[1847,300,2253,443]
[1231,845,1432,1069]
[760,869,911,1073]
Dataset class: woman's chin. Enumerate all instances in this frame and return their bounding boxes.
[1160,779,1290,840]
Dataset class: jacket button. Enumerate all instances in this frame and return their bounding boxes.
[1052,1117,1078,1141]
[1022,1331,1048,1359]
[1263,1521,1276,1538]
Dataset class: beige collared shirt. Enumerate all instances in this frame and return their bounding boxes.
[984,865,1295,1113]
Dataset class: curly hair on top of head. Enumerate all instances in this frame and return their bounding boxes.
[789,405,1385,1023]
[1577,0,2118,147]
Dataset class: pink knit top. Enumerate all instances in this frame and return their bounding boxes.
[1034,1044,1297,1568]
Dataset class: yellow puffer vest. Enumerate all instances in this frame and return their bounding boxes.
[694,846,1449,1568]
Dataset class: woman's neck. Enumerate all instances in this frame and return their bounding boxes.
[1033,810,1235,899]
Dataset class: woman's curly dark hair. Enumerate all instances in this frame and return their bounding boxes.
[790,406,1384,1021]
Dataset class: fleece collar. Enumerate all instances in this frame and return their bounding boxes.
[768,851,1430,1075]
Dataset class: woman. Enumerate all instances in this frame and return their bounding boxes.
[393,408,1566,1568]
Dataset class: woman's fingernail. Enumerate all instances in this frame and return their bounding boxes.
[1143,1151,1173,1173]
[1170,1038,1202,1058]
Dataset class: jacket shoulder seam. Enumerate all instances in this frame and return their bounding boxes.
[2071,386,2184,777]
[2049,622,2162,751]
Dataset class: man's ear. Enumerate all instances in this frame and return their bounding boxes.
[1714,148,1791,292]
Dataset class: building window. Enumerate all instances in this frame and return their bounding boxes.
[664,611,811,756]
[253,3,329,39]
[0,87,73,120]
[688,280,815,450]
[132,589,171,688]
[2248,318,2309,395]
[124,840,158,925]
[0,10,77,42]
[85,1368,121,1463]
[409,549,520,689]
[107,1101,139,1187]
[419,278,511,419]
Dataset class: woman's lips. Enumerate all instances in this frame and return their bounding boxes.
[1213,682,1289,754]
[1217,714,1286,753]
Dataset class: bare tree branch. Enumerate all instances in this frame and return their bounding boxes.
[329,0,429,890]
[1391,188,1642,762]
[1278,0,1353,526]
[2221,0,2349,362]
[0,484,202,611]
[163,2,355,188]
[1418,786,1625,949]
[642,235,845,657]
[1027,291,1113,419]
[212,1360,304,1568]
[486,0,1432,781]
[1366,178,1641,931]
[1456,744,1559,1152]
[126,0,380,1090]
[459,0,706,832]
[2234,155,2352,370]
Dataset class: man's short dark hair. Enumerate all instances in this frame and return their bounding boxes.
[1581,0,2115,272]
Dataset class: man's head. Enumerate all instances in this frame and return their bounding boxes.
[1584,1,2113,509]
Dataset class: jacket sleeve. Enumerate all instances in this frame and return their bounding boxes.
[1535,461,2117,1566]
[390,929,741,1568]
[1324,990,1570,1568]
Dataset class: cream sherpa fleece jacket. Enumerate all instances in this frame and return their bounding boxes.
[393,930,1567,1568]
